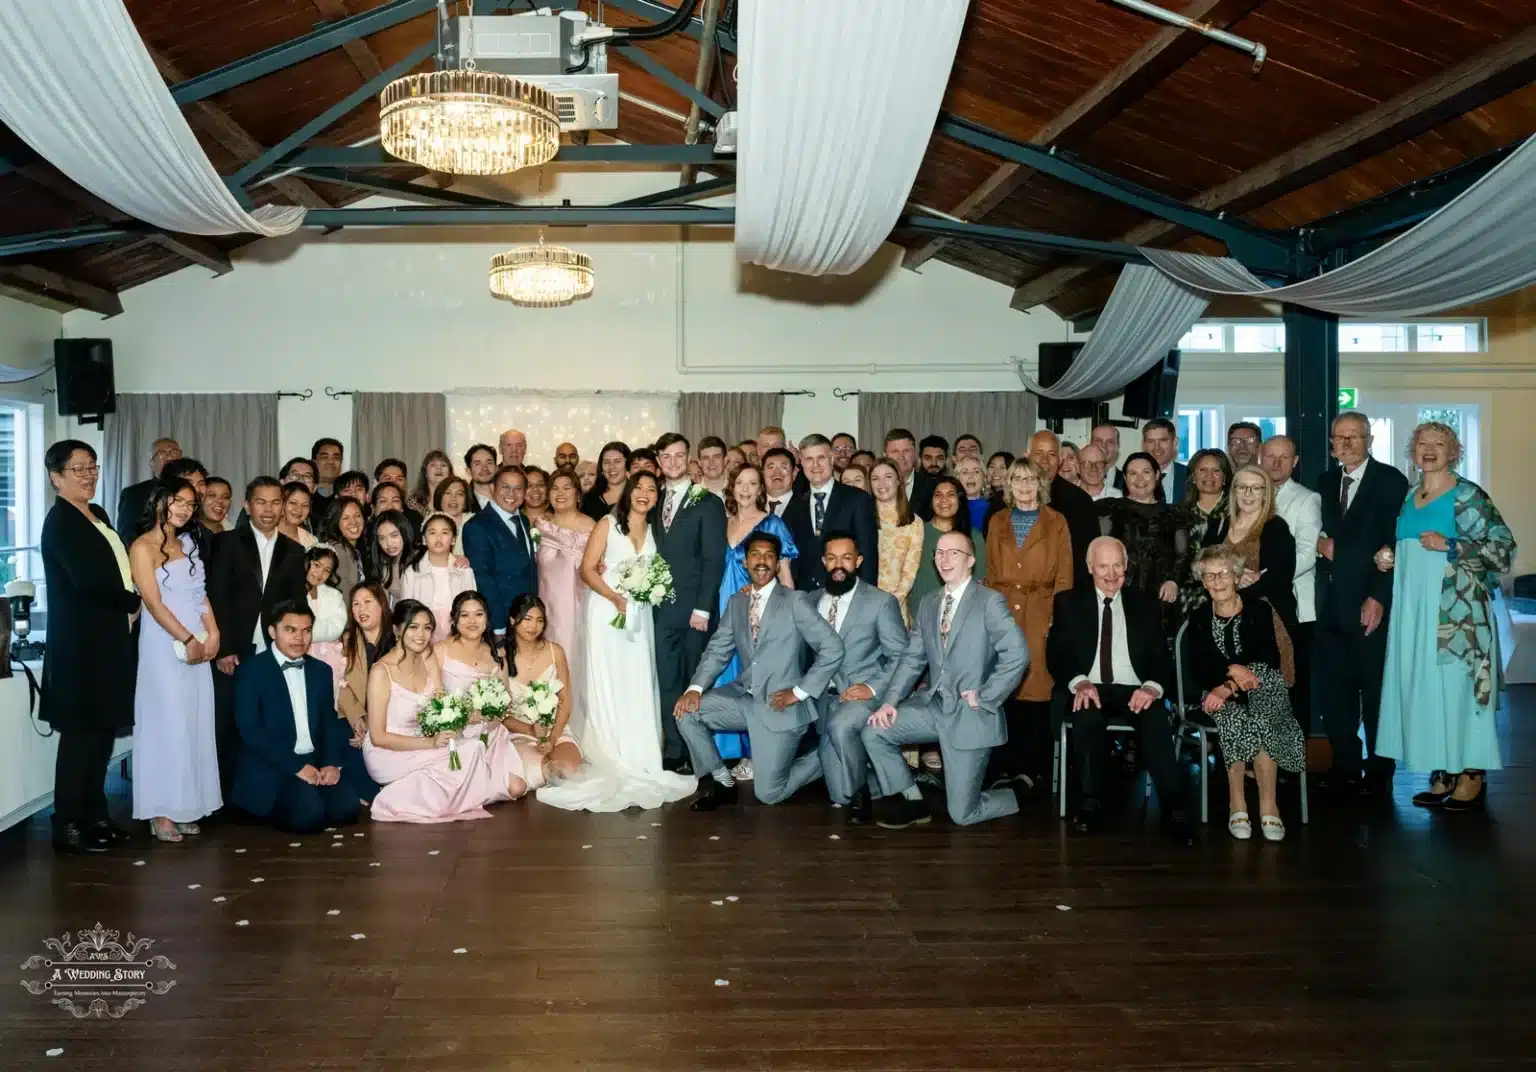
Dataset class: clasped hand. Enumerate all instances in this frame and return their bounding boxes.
[295,764,340,786]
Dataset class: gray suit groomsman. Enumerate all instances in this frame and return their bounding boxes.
[674,531,844,810]
[805,531,907,823]
[863,530,1029,828]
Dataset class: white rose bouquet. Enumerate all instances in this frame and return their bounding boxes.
[417,691,471,770]
[465,676,513,749]
[517,678,563,741]
[609,553,676,629]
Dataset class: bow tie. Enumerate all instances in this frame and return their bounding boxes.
[280,659,305,671]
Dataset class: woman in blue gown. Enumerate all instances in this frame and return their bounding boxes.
[713,464,798,762]
[1377,421,1515,813]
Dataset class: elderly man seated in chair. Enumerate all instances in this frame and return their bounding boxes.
[1045,535,1194,845]
[861,530,1029,828]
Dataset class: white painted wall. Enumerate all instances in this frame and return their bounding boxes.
[0,294,60,410]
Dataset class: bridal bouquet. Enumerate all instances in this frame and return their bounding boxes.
[517,678,563,742]
[417,691,471,770]
[610,553,676,629]
[465,676,513,749]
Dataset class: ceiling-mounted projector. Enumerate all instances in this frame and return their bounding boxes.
[450,9,618,131]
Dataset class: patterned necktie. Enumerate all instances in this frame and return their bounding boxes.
[813,491,826,535]
[663,488,677,529]
[939,591,954,649]
[826,595,839,630]
[749,589,763,646]
[1340,474,1354,513]
[1099,597,1116,685]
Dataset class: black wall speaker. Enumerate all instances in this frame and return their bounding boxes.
[1035,342,1097,420]
[1120,350,1182,420]
[54,338,116,425]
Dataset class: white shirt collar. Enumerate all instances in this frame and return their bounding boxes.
[768,490,792,502]
[942,576,971,602]
[488,500,521,522]
[1094,585,1122,605]
[272,647,303,670]
[751,579,777,602]
[666,477,691,494]
[809,479,836,497]
[252,525,278,546]
[1344,455,1371,477]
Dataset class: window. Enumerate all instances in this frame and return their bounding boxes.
[1232,324,1285,353]
[0,401,44,600]
[1339,323,1410,352]
[1417,323,1480,352]
[1176,323,1225,351]
[1176,319,1484,353]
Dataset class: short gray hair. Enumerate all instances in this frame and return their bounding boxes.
[798,433,831,451]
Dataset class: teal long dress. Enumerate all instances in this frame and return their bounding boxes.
[1378,489,1501,772]
[711,513,798,760]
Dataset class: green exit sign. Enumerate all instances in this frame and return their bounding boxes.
[1338,387,1359,409]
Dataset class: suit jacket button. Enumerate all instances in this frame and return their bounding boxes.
[1013,604,1020,611]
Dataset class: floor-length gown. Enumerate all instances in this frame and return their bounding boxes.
[1378,491,1502,772]
[132,535,221,822]
[441,654,528,801]
[308,582,348,700]
[536,518,590,732]
[535,520,696,812]
[364,666,496,822]
[710,513,797,760]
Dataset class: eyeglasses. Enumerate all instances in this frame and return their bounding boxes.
[1233,485,1265,495]
[1201,568,1236,580]
[934,549,974,562]
[65,464,100,477]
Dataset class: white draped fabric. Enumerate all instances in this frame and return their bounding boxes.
[0,0,305,237]
[1145,134,1536,317]
[733,0,969,276]
[1023,265,1208,400]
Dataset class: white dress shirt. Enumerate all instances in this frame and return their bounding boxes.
[1068,587,1163,697]
[1274,477,1323,624]
[1086,484,1123,501]
[767,491,793,517]
[1339,456,1370,512]
[487,500,532,554]
[663,478,692,522]
[1159,466,1177,505]
[474,488,493,509]
[275,648,315,755]
[252,528,278,652]
[817,579,859,634]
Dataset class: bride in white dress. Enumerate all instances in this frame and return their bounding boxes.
[536,471,696,812]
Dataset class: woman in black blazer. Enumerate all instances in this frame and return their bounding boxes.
[40,440,142,854]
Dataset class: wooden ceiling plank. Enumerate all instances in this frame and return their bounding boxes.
[147,47,333,211]
[1009,24,1536,311]
[0,264,122,317]
[904,0,1262,270]
[312,0,386,80]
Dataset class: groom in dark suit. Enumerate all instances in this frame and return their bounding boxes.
[461,465,539,634]
[783,435,878,588]
[651,432,728,770]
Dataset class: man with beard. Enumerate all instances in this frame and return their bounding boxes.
[674,532,843,810]
[806,532,907,823]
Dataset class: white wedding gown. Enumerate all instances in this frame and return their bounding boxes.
[535,518,696,812]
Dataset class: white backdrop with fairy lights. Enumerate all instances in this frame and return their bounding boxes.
[445,391,679,471]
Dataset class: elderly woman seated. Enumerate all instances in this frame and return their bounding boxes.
[1187,545,1306,842]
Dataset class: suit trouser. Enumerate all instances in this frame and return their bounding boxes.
[819,696,880,804]
[212,663,242,799]
[1054,685,1184,810]
[679,692,823,804]
[270,778,361,835]
[1314,614,1393,778]
[1289,621,1316,735]
[53,728,118,828]
[654,616,708,763]
[988,698,1053,785]
[861,703,1018,826]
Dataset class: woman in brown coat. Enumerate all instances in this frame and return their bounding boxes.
[985,457,1074,793]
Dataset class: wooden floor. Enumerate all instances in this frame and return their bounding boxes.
[3,694,1534,1072]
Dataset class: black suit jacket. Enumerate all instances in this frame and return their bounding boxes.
[230,651,350,816]
[207,527,308,659]
[908,470,937,522]
[782,481,879,589]
[650,484,728,628]
[1046,585,1173,692]
[1315,459,1409,629]
[1050,476,1099,589]
[115,478,155,543]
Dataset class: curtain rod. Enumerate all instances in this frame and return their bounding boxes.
[276,389,313,400]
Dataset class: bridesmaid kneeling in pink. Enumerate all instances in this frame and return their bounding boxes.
[499,594,582,788]
[363,599,496,822]
[435,589,532,801]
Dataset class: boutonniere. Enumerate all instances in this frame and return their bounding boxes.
[528,525,542,548]
[683,484,710,508]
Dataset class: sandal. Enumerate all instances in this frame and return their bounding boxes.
[1412,770,1455,808]
[174,822,200,835]
[1227,811,1252,840]
[151,819,183,843]
[1260,815,1286,842]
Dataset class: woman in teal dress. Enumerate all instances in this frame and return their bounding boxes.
[713,464,799,763]
[1377,422,1515,813]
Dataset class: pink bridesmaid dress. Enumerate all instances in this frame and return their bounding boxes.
[440,655,530,801]
[535,519,590,712]
[363,666,495,823]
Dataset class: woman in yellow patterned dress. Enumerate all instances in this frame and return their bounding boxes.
[870,457,924,625]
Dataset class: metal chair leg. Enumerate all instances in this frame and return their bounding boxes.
[1058,720,1069,820]
[1300,767,1310,825]
[1199,731,1210,825]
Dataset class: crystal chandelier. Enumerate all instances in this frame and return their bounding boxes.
[489,238,595,307]
[379,69,560,175]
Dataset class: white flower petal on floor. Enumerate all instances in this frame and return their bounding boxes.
[428,850,440,856]
[212,896,226,903]
[353,832,364,837]
[714,979,729,987]
[333,834,342,839]
[326,909,340,916]
[250,877,264,883]
[725,896,738,903]
[187,884,200,890]
[828,834,841,840]
[235,920,248,927]
[636,835,647,840]
[708,836,720,841]
[581,844,593,849]
[650,822,661,827]
[711,900,724,906]
[288,842,300,847]
[234,848,246,854]
[453,948,468,954]
[330,842,342,848]
[1056,905,1073,912]
[46,1048,64,1057]
[350,933,366,940]
[368,862,380,867]
[133,860,145,866]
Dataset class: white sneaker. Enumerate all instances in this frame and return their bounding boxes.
[1260,815,1286,842]
[1227,811,1252,840]
[732,759,754,781]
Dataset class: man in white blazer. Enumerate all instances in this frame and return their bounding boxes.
[1263,435,1323,734]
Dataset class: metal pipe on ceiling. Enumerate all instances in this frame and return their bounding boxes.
[1105,0,1267,72]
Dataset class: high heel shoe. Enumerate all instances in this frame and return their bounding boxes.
[174,822,200,835]
[1412,770,1454,808]
[1440,770,1487,813]
[151,820,184,843]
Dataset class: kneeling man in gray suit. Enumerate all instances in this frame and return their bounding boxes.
[806,530,908,824]
[674,531,844,810]
[863,530,1029,828]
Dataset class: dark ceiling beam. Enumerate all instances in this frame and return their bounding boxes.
[602,0,737,52]
[1009,26,1536,311]
[0,264,122,317]
[903,0,1262,271]
[0,225,139,259]
[896,216,1151,264]
[148,48,332,210]
[302,205,736,226]
[311,0,385,80]
[297,169,521,206]
[614,45,726,119]
[278,142,728,167]
[612,175,735,207]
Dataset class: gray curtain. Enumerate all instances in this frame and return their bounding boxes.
[101,392,278,519]
[1023,265,1207,400]
[678,392,784,449]
[857,391,1038,459]
[351,392,447,478]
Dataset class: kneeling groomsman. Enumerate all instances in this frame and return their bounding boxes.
[863,531,1029,828]
[805,531,907,823]
[674,532,844,810]
[230,600,366,835]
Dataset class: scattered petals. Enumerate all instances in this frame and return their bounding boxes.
[710,900,724,906]
[325,827,337,832]
[714,979,729,987]
[212,896,227,903]
[289,842,301,847]
[650,822,661,827]
[250,877,264,883]
[828,834,841,840]
[581,844,593,850]
[234,848,246,854]
[326,909,340,916]
[428,850,440,856]
[636,835,647,840]
[132,860,145,867]
[333,834,343,839]
[186,884,201,890]
[46,1048,64,1057]
[708,835,720,841]
[353,832,365,837]
[453,947,468,955]
[368,862,381,867]
[235,920,249,927]
[330,842,342,848]
[350,933,366,940]
[1056,905,1073,912]
[725,896,739,903]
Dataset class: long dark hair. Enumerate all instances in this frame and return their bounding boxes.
[411,449,454,508]
[390,597,436,651]
[363,509,417,589]
[304,544,340,590]
[1181,447,1232,511]
[447,590,503,667]
[614,471,658,535]
[433,475,472,514]
[321,497,366,550]
[147,476,201,579]
[341,581,394,674]
[593,440,631,497]
[1123,451,1168,504]
[504,593,548,680]
[929,474,973,536]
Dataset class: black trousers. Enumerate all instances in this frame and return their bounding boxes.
[989,699,1053,785]
[1290,621,1315,736]
[271,778,361,835]
[1314,614,1393,779]
[653,616,708,763]
[53,728,117,828]
[1054,685,1184,810]
[212,665,242,799]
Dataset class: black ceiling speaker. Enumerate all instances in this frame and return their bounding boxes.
[1120,350,1182,420]
[54,338,116,428]
[1034,342,1097,421]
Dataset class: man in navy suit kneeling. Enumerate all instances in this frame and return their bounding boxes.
[231,599,362,834]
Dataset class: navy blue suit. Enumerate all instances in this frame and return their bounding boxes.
[461,506,538,630]
[231,650,363,834]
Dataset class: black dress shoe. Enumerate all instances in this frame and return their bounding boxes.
[848,787,873,825]
[689,778,738,812]
[1412,770,1453,808]
[90,819,136,843]
[53,822,112,855]
[1070,798,1103,835]
[1440,772,1487,813]
[874,794,931,829]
